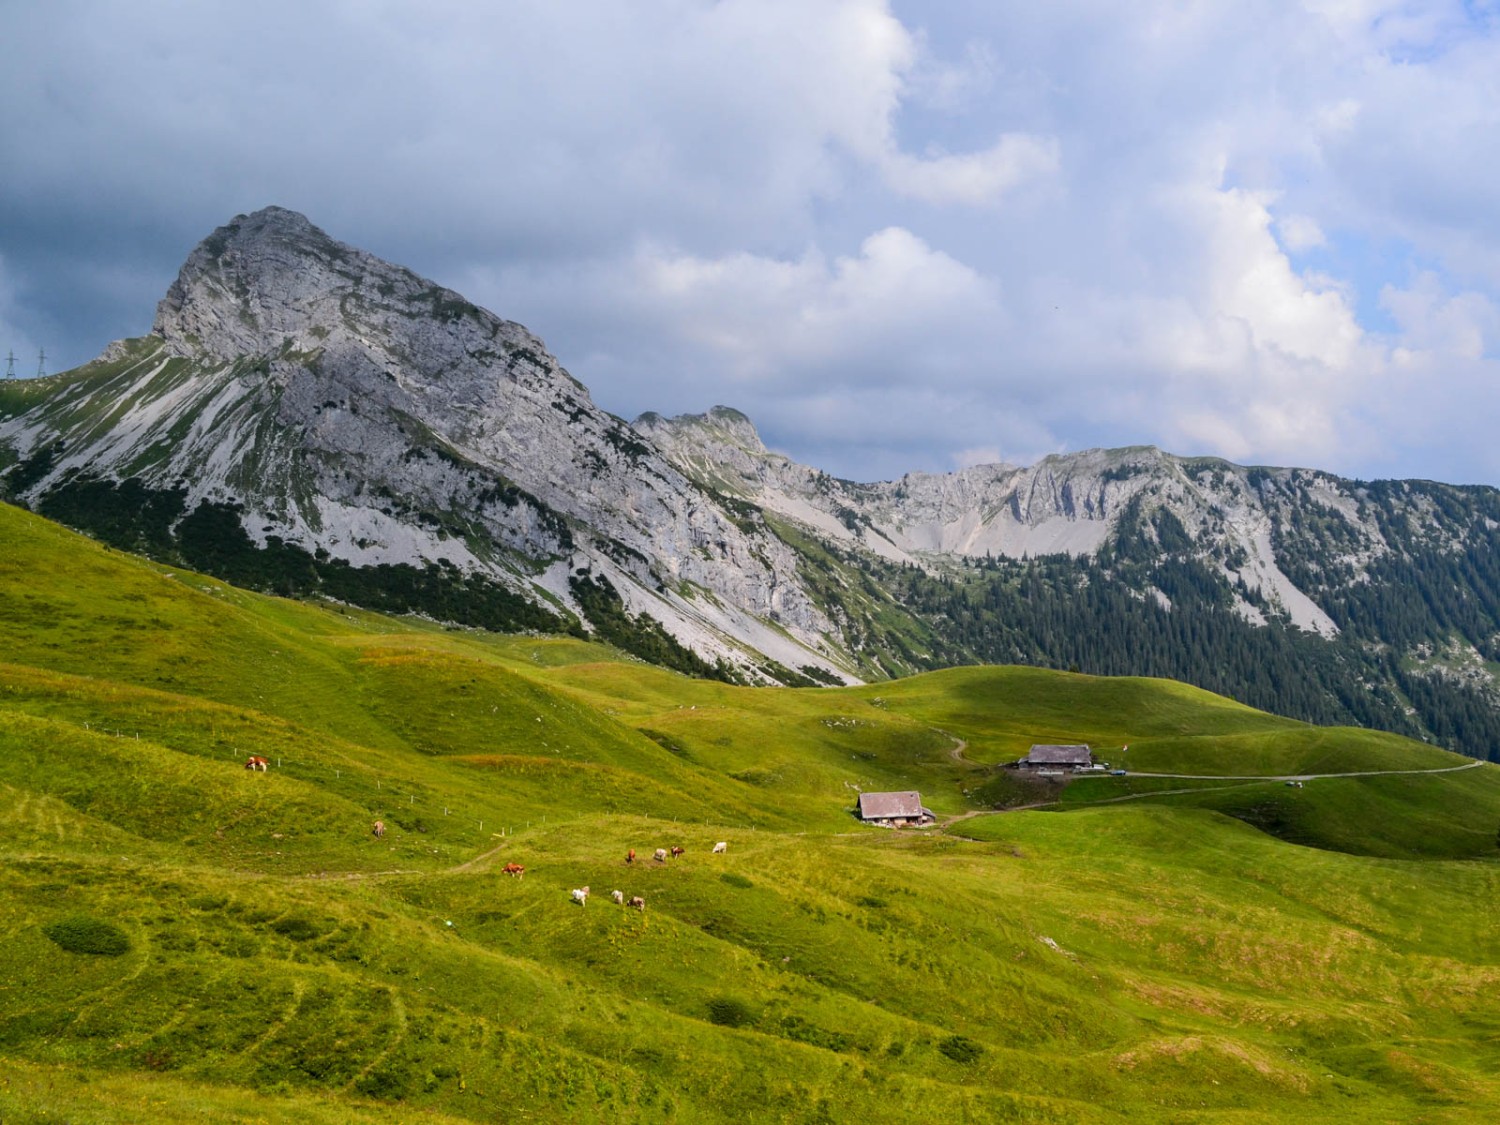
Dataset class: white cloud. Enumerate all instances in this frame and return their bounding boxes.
[1275,213,1328,252]
[953,445,1005,469]
[1382,273,1500,360]
[883,133,1060,206]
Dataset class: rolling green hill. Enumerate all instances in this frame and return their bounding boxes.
[4,499,1500,1122]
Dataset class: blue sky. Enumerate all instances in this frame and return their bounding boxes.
[3,1,1499,485]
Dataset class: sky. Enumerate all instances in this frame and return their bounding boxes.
[3,1,1500,486]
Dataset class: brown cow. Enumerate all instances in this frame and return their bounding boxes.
[372,820,385,839]
[670,846,685,858]
[626,849,636,864]
[245,756,269,772]
[502,862,526,879]
[627,896,645,910]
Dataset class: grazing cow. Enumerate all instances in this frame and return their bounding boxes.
[626,849,636,864]
[653,848,668,863]
[712,841,727,854]
[372,820,385,839]
[610,890,625,905]
[245,756,269,771]
[502,862,525,879]
[627,896,645,910]
[670,846,685,858]
[571,886,590,906]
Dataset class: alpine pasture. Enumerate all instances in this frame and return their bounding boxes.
[3,500,1500,1122]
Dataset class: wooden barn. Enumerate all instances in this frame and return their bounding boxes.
[1015,744,1093,771]
[857,790,935,828]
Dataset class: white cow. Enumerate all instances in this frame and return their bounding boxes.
[571,886,590,906]
[610,890,624,905]
[653,848,668,863]
[712,841,727,854]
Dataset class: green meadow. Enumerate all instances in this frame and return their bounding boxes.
[3,499,1500,1122]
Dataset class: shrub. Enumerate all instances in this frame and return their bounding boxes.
[938,1034,985,1064]
[270,916,324,942]
[706,997,754,1028]
[44,915,131,956]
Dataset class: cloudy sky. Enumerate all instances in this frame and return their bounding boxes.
[3,1,1499,485]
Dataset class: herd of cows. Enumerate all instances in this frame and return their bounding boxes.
[244,756,730,916]
[564,842,729,911]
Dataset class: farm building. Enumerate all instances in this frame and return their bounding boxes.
[857,791,935,828]
[1015,744,1093,770]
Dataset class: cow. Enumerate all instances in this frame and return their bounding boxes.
[712,841,727,854]
[571,886,590,906]
[502,862,525,879]
[610,890,624,905]
[245,756,269,771]
[372,820,385,839]
[627,896,645,910]
[670,846,685,858]
[626,849,636,865]
[653,848,668,863]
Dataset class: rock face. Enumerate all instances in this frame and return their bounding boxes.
[0,208,843,681]
[640,409,1349,632]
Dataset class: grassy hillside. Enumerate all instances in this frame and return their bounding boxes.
[5,499,1500,1122]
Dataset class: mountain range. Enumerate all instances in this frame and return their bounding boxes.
[5,207,1500,757]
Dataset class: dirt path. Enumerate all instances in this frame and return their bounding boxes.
[447,839,511,874]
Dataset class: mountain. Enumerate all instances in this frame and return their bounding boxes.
[5,207,1500,756]
[0,208,846,685]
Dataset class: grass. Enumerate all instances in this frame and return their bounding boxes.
[5,498,1500,1121]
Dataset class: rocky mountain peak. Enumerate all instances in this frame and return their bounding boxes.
[152,205,472,366]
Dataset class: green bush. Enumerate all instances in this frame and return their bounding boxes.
[938,1034,984,1064]
[43,915,131,956]
[270,916,324,942]
[706,997,754,1028]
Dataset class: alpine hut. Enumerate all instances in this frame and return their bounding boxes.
[1016,744,1093,771]
[856,791,935,828]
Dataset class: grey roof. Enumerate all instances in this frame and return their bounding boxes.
[1024,744,1092,765]
[858,791,927,820]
